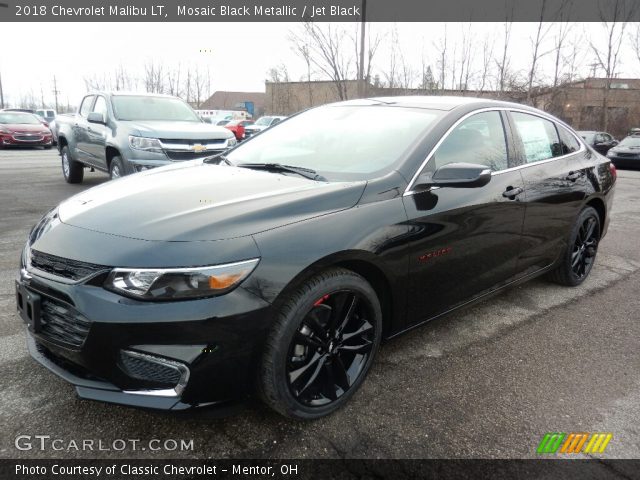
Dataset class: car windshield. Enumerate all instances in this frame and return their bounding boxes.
[578,132,595,143]
[111,95,201,122]
[226,105,443,181]
[0,113,41,124]
[255,116,274,126]
[617,136,640,147]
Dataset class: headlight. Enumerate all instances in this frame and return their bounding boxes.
[606,149,615,157]
[227,137,237,147]
[0,126,10,134]
[129,135,163,153]
[104,258,259,300]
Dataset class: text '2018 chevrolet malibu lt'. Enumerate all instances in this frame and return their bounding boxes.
[16,97,615,419]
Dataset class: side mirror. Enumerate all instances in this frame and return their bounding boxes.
[612,140,619,146]
[414,163,492,190]
[87,112,106,125]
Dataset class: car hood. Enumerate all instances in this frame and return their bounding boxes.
[58,162,366,241]
[1,123,49,133]
[611,146,640,154]
[245,124,267,131]
[127,121,232,140]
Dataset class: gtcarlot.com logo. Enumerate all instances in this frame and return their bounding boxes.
[15,435,194,452]
[537,432,612,455]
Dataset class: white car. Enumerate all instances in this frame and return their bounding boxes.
[243,115,286,138]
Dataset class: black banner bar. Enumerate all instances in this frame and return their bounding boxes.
[1,459,640,480]
[1,0,640,22]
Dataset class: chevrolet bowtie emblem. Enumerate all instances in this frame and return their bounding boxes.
[192,144,206,152]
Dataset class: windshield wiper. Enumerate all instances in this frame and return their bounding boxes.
[203,154,232,165]
[237,163,327,181]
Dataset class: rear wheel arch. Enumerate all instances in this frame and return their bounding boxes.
[585,197,606,238]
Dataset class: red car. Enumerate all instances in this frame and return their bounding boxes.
[0,112,53,149]
[224,120,254,141]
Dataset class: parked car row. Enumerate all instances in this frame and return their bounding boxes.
[577,130,640,169]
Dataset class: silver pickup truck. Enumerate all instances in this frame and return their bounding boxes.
[56,92,236,183]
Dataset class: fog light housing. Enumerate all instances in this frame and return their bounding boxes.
[119,350,190,397]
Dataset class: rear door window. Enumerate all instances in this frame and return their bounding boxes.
[556,125,581,154]
[511,112,562,163]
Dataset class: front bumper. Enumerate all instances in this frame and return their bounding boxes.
[608,154,640,169]
[16,271,272,410]
[1,133,52,146]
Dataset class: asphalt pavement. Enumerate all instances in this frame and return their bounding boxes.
[0,148,638,460]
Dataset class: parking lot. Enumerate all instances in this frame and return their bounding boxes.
[0,147,639,460]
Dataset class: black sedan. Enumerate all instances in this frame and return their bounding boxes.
[16,97,615,419]
[605,134,640,169]
[577,130,618,155]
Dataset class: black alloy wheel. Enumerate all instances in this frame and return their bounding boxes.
[287,290,375,407]
[549,206,600,287]
[260,268,382,419]
[572,215,599,279]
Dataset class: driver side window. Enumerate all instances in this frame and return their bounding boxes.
[429,111,508,173]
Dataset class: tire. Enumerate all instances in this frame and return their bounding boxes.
[548,206,601,287]
[61,146,84,184]
[259,268,382,420]
[109,156,125,180]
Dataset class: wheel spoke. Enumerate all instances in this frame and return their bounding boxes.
[341,319,374,343]
[332,356,351,390]
[338,339,373,353]
[289,351,325,385]
[571,250,582,268]
[329,292,357,333]
[292,354,328,396]
[584,218,596,241]
[323,362,338,400]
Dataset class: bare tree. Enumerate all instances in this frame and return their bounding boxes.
[526,0,554,103]
[478,32,495,92]
[433,25,448,91]
[457,23,474,92]
[290,22,355,101]
[495,3,514,92]
[551,1,575,87]
[590,0,637,131]
[143,61,165,94]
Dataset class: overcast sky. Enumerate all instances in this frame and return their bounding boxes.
[1,22,639,109]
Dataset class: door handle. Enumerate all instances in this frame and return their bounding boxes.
[566,171,583,182]
[502,186,523,199]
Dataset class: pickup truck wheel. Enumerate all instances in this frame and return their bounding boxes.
[61,146,84,184]
[109,157,125,179]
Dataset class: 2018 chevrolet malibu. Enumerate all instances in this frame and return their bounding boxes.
[16,97,615,419]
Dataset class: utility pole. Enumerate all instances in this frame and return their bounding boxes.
[357,0,367,98]
[52,75,59,112]
[0,71,4,109]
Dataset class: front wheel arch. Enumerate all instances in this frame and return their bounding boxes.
[268,251,396,339]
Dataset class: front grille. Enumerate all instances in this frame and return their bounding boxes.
[30,250,108,281]
[14,135,43,142]
[165,150,225,161]
[614,152,639,158]
[119,351,182,385]
[40,297,92,347]
[158,138,226,146]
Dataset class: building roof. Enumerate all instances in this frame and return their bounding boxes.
[200,91,266,111]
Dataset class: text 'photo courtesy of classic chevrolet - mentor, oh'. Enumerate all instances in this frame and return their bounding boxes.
[16,97,615,419]
[55,92,237,182]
